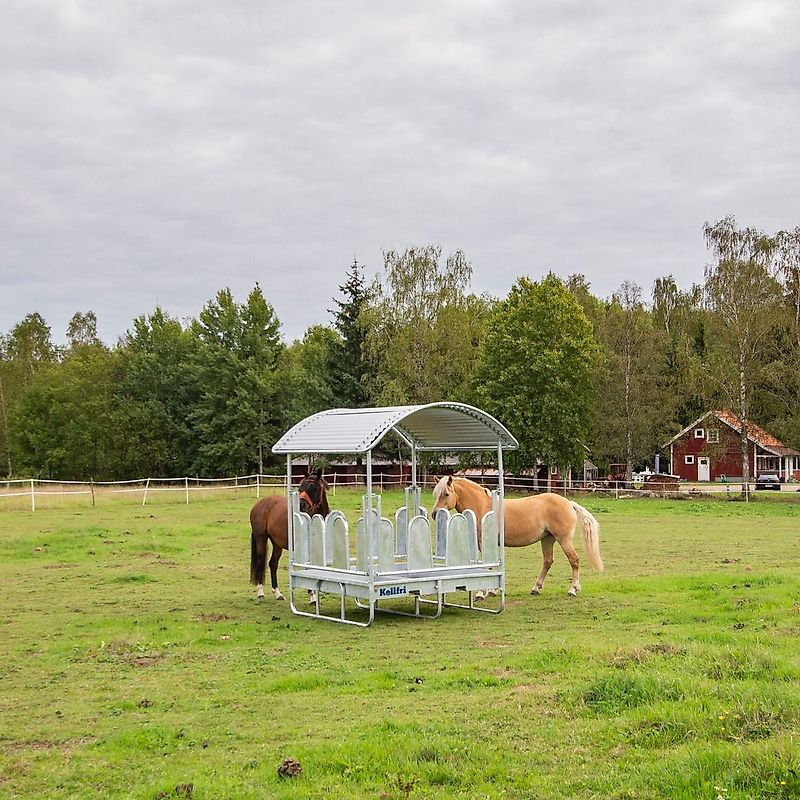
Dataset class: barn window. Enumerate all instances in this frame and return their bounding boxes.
[694,428,705,439]
[707,429,719,443]
[685,455,695,464]
[550,465,558,475]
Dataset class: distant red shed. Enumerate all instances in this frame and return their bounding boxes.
[662,410,800,482]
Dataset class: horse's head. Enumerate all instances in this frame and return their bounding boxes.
[298,468,330,517]
[432,475,459,513]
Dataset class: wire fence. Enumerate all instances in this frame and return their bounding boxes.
[1,471,797,512]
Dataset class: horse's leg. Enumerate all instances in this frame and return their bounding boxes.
[530,534,555,595]
[268,543,285,600]
[251,531,267,600]
[559,536,581,597]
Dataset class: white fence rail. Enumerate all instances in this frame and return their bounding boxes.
[1,472,796,511]
[0,474,288,511]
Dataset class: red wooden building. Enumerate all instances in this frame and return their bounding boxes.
[663,410,800,482]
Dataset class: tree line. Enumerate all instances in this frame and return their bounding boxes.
[1,217,798,482]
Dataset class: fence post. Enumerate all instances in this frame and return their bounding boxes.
[142,478,150,506]
[91,478,96,508]
[332,472,337,497]
[30,478,35,512]
[234,474,238,498]
[256,473,260,499]
[185,476,189,505]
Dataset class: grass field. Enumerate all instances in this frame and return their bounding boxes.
[1,490,799,799]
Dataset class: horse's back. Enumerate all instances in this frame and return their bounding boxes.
[503,492,577,544]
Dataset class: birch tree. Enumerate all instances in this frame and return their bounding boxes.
[363,246,487,404]
[703,216,781,495]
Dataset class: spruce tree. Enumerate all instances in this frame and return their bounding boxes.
[329,258,370,407]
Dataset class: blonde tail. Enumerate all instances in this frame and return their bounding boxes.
[571,502,604,572]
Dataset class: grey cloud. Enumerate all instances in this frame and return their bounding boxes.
[1,0,798,345]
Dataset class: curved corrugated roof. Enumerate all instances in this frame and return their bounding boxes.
[272,402,519,454]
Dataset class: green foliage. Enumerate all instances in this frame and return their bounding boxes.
[188,285,284,475]
[283,325,340,425]
[329,258,371,407]
[10,343,120,479]
[703,215,784,486]
[474,273,598,472]
[364,245,488,405]
[66,311,101,350]
[589,283,666,475]
[115,308,199,477]
[0,313,58,477]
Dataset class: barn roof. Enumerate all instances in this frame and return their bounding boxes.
[272,402,519,454]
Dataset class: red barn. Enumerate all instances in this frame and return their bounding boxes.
[663,410,800,482]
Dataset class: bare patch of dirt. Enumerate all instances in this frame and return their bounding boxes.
[511,683,549,694]
[479,639,512,649]
[132,655,164,667]
[2,737,95,755]
[194,612,231,622]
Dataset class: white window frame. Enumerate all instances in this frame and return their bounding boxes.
[707,429,719,444]
[694,428,705,439]
[550,465,558,475]
[685,455,695,465]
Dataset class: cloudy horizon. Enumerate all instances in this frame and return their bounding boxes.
[2,1,798,346]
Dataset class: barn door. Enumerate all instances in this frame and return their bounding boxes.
[698,457,710,482]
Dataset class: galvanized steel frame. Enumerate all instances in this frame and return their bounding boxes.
[274,403,518,626]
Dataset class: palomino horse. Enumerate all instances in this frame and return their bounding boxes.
[432,476,603,596]
[249,469,330,601]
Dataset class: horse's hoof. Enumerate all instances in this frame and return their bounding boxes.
[487,589,498,598]
[474,591,485,602]
[567,589,578,597]
[273,591,285,601]
[530,587,541,595]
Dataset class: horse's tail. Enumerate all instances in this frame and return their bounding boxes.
[250,529,266,585]
[571,501,604,572]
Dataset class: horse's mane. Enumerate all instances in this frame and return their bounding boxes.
[433,475,491,500]
[432,475,450,502]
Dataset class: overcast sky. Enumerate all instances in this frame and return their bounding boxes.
[2,1,798,345]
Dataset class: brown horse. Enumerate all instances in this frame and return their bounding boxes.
[250,469,330,600]
[432,476,603,596]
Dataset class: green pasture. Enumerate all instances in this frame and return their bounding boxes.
[1,491,799,799]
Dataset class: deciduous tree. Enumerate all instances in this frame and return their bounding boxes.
[589,282,665,478]
[10,344,118,480]
[364,246,487,405]
[283,325,339,426]
[115,308,198,477]
[473,274,597,475]
[703,215,782,494]
[66,311,102,350]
